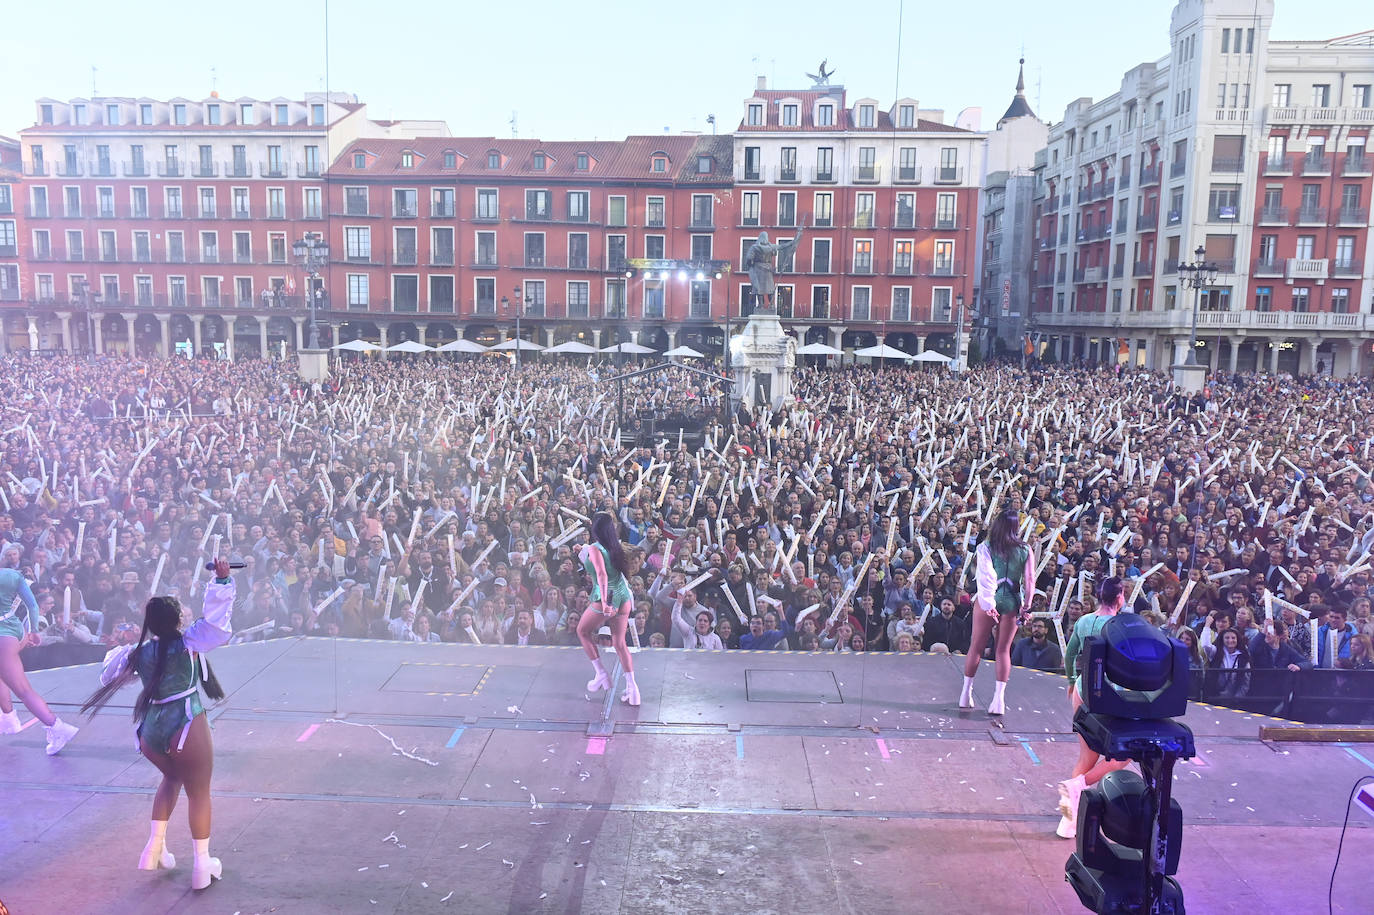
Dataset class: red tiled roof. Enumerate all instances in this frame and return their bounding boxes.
[734,89,975,134]
[675,135,733,184]
[329,135,704,181]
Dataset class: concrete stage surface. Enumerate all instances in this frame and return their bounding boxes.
[2,639,1372,914]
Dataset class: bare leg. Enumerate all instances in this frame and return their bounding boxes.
[139,738,185,822]
[0,677,13,714]
[576,607,603,661]
[964,612,995,678]
[993,616,1019,682]
[0,637,57,726]
[163,715,215,839]
[607,601,634,673]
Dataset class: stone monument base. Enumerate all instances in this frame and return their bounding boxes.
[1171,362,1206,394]
[298,348,330,382]
[730,311,795,412]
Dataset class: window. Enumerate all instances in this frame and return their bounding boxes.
[1257,234,1277,264]
[895,193,915,229]
[432,188,455,218]
[853,240,873,273]
[606,235,626,270]
[30,228,49,258]
[66,230,83,260]
[934,240,955,275]
[814,192,833,227]
[97,229,116,261]
[401,151,414,169]
[898,105,915,128]
[1251,286,1272,312]
[310,103,325,125]
[345,227,371,261]
[812,239,831,273]
[567,191,589,222]
[782,104,798,126]
[532,152,546,171]
[487,151,500,169]
[1355,85,1372,108]
[274,103,289,125]
[1312,84,1331,108]
[607,196,626,227]
[239,103,253,125]
[651,156,667,173]
[933,287,953,321]
[854,192,875,228]
[857,147,876,180]
[936,193,957,228]
[352,152,366,169]
[1332,288,1351,313]
[816,147,833,181]
[199,231,218,262]
[444,151,457,169]
[524,233,545,267]
[138,103,152,125]
[1221,28,1230,53]
[898,148,917,181]
[742,192,760,226]
[777,191,797,227]
[390,275,419,311]
[893,240,914,274]
[97,187,114,218]
[1295,235,1315,260]
[646,196,665,227]
[780,147,798,181]
[345,187,368,216]
[1336,236,1355,269]
[475,231,497,266]
[303,187,321,219]
[393,227,417,265]
[475,278,496,312]
[477,188,498,219]
[173,104,186,125]
[747,103,763,126]
[687,280,710,317]
[428,276,454,313]
[268,233,286,263]
[232,187,249,219]
[645,236,665,260]
[938,148,959,182]
[891,287,912,321]
[206,103,220,125]
[343,274,370,308]
[811,285,830,319]
[1272,84,1291,107]
[1208,184,1240,220]
[198,187,216,218]
[105,104,120,125]
[234,277,252,307]
[233,231,250,263]
[744,147,761,180]
[73,103,87,125]
[197,145,213,173]
[691,194,713,227]
[696,156,711,174]
[134,275,152,307]
[858,105,875,127]
[568,233,588,269]
[394,188,418,218]
[577,152,590,171]
[1292,287,1310,312]
[690,234,713,261]
[817,104,834,126]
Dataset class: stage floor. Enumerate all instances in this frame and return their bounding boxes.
[2,639,1371,914]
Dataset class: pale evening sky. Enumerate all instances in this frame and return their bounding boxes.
[0,0,1369,143]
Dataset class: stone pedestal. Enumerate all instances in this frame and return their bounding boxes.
[1171,362,1206,394]
[729,311,795,412]
[298,348,331,382]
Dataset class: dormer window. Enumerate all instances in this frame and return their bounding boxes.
[353,152,366,169]
[239,103,253,124]
[443,151,457,168]
[401,151,414,168]
[105,104,120,125]
[207,103,221,125]
[782,104,799,126]
[576,153,589,171]
[73,104,88,125]
[697,156,712,174]
[859,105,875,127]
[173,104,187,126]
[817,104,834,126]
[747,103,763,126]
[532,152,546,170]
[898,105,915,128]
[651,156,667,173]
[274,103,289,125]
[487,150,500,169]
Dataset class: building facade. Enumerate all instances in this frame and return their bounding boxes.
[1031,0,1374,376]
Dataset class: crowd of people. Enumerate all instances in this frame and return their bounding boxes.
[3,351,1374,705]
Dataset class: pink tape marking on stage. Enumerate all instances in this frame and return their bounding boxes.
[585,737,607,755]
[297,723,320,743]
[1186,753,1208,767]
[875,738,891,760]
[19,716,40,731]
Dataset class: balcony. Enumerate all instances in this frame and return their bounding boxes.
[190,162,218,178]
[343,204,371,217]
[1047,195,1060,211]
[122,161,151,177]
[689,216,714,230]
[1169,160,1186,178]
[524,254,545,268]
[1256,205,1288,226]
[197,206,217,219]
[1112,262,1125,278]
[231,207,251,220]
[431,203,456,218]
[774,166,800,183]
[741,167,763,183]
[934,166,963,184]
[95,206,116,219]
[1132,260,1152,278]
[26,205,50,219]
[163,207,184,220]
[928,259,962,277]
[1211,156,1246,173]
[1253,257,1284,276]
[1139,164,1161,186]
[296,163,322,178]
[1119,173,1131,190]
[24,163,49,177]
[1058,228,1069,245]
[1163,259,1179,275]
[1031,308,1368,334]
[131,204,149,219]
[848,258,875,276]
[473,300,498,316]
[1267,105,1374,126]
[260,162,288,178]
[1333,258,1362,278]
[1207,205,1240,222]
[199,250,220,264]
[892,212,918,229]
[157,162,183,177]
[894,165,921,184]
[223,160,252,178]
[1287,258,1328,281]
[1056,268,1067,283]
[1343,153,1372,176]
[1300,153,1333,176]
[0,243,16,258]
[431,249,455,267]
[852,165,882,183]
[888,258,915,276]
[56,161,83,177]
[1136,210,1158,230]
[1212,258,1237,274]
[1337,206,1369,226]
[1261,153,1294,175]
[1115,218,1127,234]
[391,246,418,266]
[1166,209,1182,225]
[473,254,499,269]
[809,167,837,183]
[232,249,252,264]
[1295,206,1328,225]
[394,205,419,219]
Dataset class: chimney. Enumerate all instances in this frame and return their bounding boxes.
[756,76,767,91]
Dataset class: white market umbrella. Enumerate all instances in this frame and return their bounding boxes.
[854,343,915,361]
[601,341,656,354]
[543,340,601,355]
[437,339,489,353]
[911,349,953,363]
[490,338,546,352]
[663,345,706,359]
[385,340,435,353]
[796,341,843,356]
[333,339,380,352]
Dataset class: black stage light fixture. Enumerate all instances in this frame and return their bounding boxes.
[1066,615,1195,915]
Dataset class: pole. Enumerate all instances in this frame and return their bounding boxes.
[1184,272,1201,367]
[955,294,966,372]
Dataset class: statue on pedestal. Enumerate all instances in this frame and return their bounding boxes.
[744,223,804,314]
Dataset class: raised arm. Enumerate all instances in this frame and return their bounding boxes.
[183,576,236,653]
[671,599,694,643]
[99,643,136,686]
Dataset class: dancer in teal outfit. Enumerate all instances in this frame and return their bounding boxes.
[0,565,80,754]
[83,558,234,890]
[578,512,641,705]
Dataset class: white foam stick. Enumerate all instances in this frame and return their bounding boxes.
[109,526,118,562]
[74,521,86,561]
[718,583,748,625]
[795,603,823,625]
[550,524,585,550]
[312,586,345,620]
[149,553,167,596]
[384,576,398,618]
[1171,579,1197,625]
[560,506,591,524]
[682,571,715,593]
[1310,618,1321,665]
[1207,569,1247,582]
[375,560,388,601]
[408,580,427,617]
[62,587,71,628]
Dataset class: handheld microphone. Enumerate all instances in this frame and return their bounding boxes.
[204,561,248,571]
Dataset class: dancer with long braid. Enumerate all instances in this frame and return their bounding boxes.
[577,513,641,706]
[82,559,235,889]
[959,509,1036,715]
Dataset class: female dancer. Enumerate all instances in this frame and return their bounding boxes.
[82,559,234,889]
[0,565,81,754]
[1058,575,1132,839]
[959,509,1036,715]
[577,513,639,705]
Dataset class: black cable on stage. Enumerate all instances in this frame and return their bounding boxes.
[1328,773,1374,915]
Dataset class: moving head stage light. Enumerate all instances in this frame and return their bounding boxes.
[1066,615,1196,915]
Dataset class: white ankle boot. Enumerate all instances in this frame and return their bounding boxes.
[958,676,975,709]
[139,820,175,870]
[45,719,79,756]
[191,838,222,890]
[586,669,611,692]
[0,710,21,734]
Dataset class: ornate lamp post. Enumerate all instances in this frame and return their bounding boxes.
[1170,245,1218,393]
[291,232,330,350]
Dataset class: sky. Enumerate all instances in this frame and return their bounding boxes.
[1,0,1370,142]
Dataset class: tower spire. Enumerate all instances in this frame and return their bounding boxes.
[998,55,1035,124]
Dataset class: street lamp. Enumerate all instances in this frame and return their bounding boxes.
[291,232,330,350]
[502,286,530,368]
[954,293,966,372]
[1177,245,1219,367]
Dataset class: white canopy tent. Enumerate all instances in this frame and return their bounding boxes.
[333,339,380,352]
[436,339,490,353]
[662,345,707,359]
[489,338,546,352]
[911,349,953,363]
[543,340,601,355]
[385,340,434,353]
[795,341,844,356]
[853,343,914,361]
[601,342,656,354]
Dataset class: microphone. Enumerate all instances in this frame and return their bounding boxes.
[204,562,248,571]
